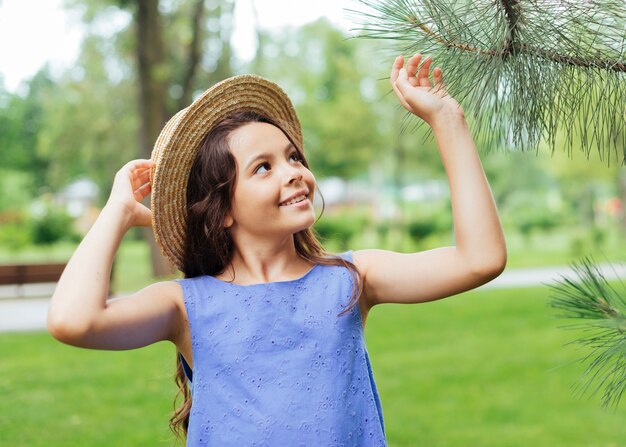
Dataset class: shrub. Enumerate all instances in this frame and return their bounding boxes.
[314,207,369,250]
[30,208,78,245]
[0,223,31,251]
[405,205,452,244]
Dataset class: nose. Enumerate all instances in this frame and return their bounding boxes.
[285,164,303,184]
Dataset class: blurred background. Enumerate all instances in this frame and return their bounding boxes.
[0,0,624,446]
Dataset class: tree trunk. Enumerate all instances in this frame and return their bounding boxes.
[250,0,267,74]
[136,0,175,276]
[208,1,235,84]
[178,0,206,109]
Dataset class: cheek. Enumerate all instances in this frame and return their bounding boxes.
[233,181,277,213]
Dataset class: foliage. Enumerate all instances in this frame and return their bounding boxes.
[482,149,554,208]
[33,32,138,197]
[0,169,35,213]
[349,0,626,162]
[249,18,387,178]
[30,208,80,245]
[504,191,564,240]
[405,204,452,242]
[549,257,626,407]
[314,206,370,250]
[0,205,79,249]
[0,223,31,252]
[0,70,54,192]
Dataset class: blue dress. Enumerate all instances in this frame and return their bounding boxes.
[177,251,387,446]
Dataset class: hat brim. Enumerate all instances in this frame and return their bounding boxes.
[150,74,303,270]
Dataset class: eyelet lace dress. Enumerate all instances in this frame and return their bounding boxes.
[177,251,387,446]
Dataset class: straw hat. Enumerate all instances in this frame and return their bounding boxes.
[150,74,303,270]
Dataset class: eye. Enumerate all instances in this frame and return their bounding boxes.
[289,151,302,162]
[254,162,270,174]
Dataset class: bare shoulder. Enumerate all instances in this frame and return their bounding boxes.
[128,279,188,338]
[117,279,185,317]
[139,279,189,348]
[132,279,184,305]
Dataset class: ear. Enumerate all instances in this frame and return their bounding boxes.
[223,214,234,228]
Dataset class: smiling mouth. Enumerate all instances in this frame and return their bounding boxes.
[279,194,308,206]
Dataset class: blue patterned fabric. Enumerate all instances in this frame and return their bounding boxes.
[177,251,386,446]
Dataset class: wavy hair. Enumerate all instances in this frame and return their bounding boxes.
[169,110,363,442]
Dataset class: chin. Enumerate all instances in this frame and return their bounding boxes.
[292,219,315,235]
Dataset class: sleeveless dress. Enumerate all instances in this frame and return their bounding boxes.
[177,251,387,446]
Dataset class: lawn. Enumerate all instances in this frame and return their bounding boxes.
[1,284,625,446]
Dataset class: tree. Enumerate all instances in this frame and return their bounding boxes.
[349,0,626,163]
[0,68,54,193]
[53,0,237,276]
[36,34,137,194]
[249,18,384,178]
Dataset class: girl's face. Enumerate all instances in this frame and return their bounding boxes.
[224,122,316,240]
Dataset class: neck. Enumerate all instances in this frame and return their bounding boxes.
[221,233,313,284]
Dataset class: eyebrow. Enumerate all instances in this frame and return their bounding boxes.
[244,142,295,171]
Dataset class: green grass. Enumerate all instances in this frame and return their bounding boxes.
[366,286,626,447]
[0,334,176,446]
[1,285,625,446]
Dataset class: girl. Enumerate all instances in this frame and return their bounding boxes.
[48,54,506,446]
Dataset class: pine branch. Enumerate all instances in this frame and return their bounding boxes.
[410,17,626,71]
[548,257,626,407]
[348,0,626,163]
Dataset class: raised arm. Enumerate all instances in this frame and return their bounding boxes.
[355,54,507,310]
[47,160,186,351]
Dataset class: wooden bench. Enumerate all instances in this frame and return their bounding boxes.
[0,262,67,298]
[0,262,116,298]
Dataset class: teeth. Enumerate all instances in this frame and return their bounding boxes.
[281,194,306,206]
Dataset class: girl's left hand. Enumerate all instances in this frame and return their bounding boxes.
[390,54,463,126]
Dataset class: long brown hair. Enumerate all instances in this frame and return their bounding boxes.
[169,110,363,442]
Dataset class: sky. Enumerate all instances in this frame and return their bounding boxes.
[0,0,358,93]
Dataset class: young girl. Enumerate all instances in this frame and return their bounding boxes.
[48,54,506,446]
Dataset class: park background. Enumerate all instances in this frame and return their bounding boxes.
[0,0,625,445]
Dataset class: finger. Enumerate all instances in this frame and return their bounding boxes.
[390,55,404,86]
[125,159,153,171]
[392,83,413,112]
[405,53,422,78]
[133,167,152,183]
[393,68,415,112]
[133,181,152,202]
[119,159,153,180]
[131,171,152,191]
[130,162,154,176]
[433,67,447,94]
[417,57,433,87]
[406,53,423,87]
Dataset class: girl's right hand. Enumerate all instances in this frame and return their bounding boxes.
[105,159,154,228]
[390,54,463,127]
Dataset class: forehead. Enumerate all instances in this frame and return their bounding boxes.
[227,122,290,161]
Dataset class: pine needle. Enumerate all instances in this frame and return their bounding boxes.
[348,0,626,164]
[548,257,626,407]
